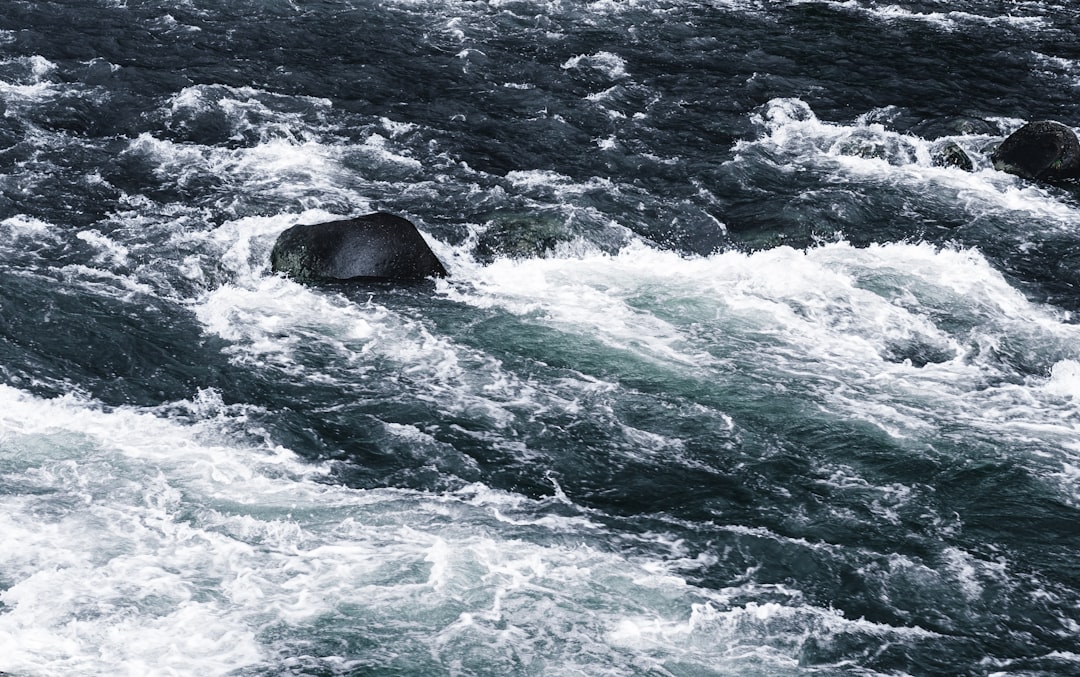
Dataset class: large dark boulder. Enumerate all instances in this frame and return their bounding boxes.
[271,213,448,283]
[991,120,1080,181]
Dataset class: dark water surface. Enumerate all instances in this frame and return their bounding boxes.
[1,1,1080,675]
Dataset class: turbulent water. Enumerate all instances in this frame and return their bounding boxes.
[1,0,1080,675]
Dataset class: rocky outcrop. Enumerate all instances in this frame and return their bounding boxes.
[271,213,447,283]
[991,120,1080,181]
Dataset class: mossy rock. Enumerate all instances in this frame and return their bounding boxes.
[473,212,574,263]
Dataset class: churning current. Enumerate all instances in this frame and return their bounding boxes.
[1,0,1080,675]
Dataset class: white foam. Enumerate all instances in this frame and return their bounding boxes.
[122,132,365,218]
[180,180,1080,519]
[76,229,131,267]
[561,51,628,79]
[193,231,556,433]
[607,595,935,673]
[438,234,1080,491]
[168,84,332,123]
[1045,360,1080,399]
[360,132,424,168]
[1032,52,1080,89]
[0,215,56,240]
[0,386,311,674]
[503,169,624,203]
[380,116,419,137]
[746,98,1080,232]
[0,382,901,675]
[594,134,618,149]
[0,56,61,102]
[798,0,1049,30]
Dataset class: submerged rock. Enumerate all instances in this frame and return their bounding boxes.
[882,339,956,368]
[473,211,574,263]
[991,120,1080,181]
[950,117,996,137]
[911,116,995,140]
[271,212,448,283]
[931,140,974,171]
[831,128,918,165]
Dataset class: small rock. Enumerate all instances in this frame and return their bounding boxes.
[473,212,573,263]
[931,140,973,171]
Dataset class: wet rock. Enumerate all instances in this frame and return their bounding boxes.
[831,128,917,165]
[991,120,1080,181]
[911,116,995,139]
[883,339,955,368]
[931,140,973,171]
[271,212,447,283]
[473,211,573,263]
[952,117,996,136]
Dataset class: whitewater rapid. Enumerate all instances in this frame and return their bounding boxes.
[3,0,1080,674]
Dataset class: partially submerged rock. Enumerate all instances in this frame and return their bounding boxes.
[271,212,447,283]
[991,120,1080,181]
[931,140,973,171]
[473,211,574,263]
[911,116,995,140]
[831,128,917,165]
